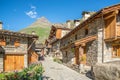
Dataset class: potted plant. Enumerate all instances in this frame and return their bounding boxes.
[80,54,86,64]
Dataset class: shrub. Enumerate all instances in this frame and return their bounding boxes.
[3,62,44,80]
[80,55,86,62]
[53,57,62,64]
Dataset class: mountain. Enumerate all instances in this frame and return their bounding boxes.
[20,17,52,43]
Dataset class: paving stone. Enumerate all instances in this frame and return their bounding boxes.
[42,56,91,80]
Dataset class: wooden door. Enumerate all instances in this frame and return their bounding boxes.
[4,54,24,71]
[14,55,24,70]
[75,47,79,65]
[4,55,14,71]
[80,46,86,65]
[28,51,38,64]
[117,46,120,57]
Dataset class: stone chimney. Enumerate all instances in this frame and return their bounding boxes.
[82,11,91,20]
[31,31,36,35]
[0,22,3,30]
[74,20,80,27]
[66,20,71,28]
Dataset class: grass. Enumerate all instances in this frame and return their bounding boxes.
[20,27,50,43]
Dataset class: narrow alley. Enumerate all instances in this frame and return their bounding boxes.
[42,56,91,80]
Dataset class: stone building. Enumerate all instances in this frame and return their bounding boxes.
[60,4,120,68]
[47,24,71,58]
[0,22,38,72]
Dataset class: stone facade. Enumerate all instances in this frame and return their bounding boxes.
[61,18,101,65]
[2,38,28,54]
[0,38,29,71]
[62,48,74,64]
[86,40,98,66]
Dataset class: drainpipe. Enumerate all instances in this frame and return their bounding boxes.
[101,10,104,63]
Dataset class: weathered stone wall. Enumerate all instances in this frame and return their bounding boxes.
[93,62,120,80]
[96,18,104,63]
[103,42,112,62]
[103,42,120,62]
[62,48,74,64]
[86,40,98,66]
[2,38,28,54]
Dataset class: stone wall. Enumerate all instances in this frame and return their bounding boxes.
[61,18,100,49]
[62,48,74,64]
[97,18,104,63]
[103,42,112,62]
[60,16,107,67]
[93,62,120,80]
[2,38,28,54]
[86,40,98,66]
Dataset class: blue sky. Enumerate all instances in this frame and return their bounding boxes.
[0,0,120,31]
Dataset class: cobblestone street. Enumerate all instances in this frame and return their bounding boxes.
[42,56,91,80]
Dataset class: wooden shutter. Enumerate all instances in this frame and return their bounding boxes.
[104,15,116,39]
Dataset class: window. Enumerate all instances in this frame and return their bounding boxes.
[6,38,13,46]
[75,34,77,40]
[117,11,120,24]
[65,51,68,57]
[112,45,120,57]
[6,37,20,46]
[85,28,88,35]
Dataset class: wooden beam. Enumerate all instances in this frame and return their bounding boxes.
[75,35,97,46]
[104,10,118,20]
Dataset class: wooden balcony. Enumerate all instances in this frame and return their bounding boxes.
[104,10,120,41]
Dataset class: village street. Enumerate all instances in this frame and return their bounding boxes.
[42,56,91,80]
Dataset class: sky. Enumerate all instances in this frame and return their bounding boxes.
[0,0,120,31]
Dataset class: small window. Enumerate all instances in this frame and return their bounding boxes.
[112,45,120,57]
[113,47,117,57]
[117,11,120,24]
[75,34,77,40]
[6,38,14,46]
[85,28,88,35]
[65,51,68,57]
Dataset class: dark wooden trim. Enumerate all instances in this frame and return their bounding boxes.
[5,52,26,54]
[0,30,38,38]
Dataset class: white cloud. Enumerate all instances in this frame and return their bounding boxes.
[26,5,37,18]
[31,5,36,10]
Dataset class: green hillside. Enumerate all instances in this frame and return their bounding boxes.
[19,17,51,43]
[20,27,50,43]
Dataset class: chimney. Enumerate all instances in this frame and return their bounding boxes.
[0,22,3,30]
[74,20,80,27]
[82,11,91,20]
[31,31,36,35]
[66,20,71,28]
